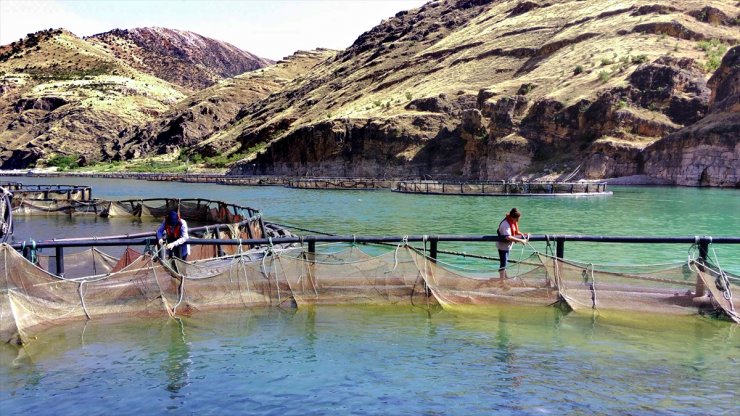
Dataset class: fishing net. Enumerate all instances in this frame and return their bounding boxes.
[0,245,177,345]
[12,198,109,215]
[2,242,737,344]
[37,248,119,278]
[12,198,252,225]
[0,185,90,201]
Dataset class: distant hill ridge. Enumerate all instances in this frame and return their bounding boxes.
[87,27,274,91]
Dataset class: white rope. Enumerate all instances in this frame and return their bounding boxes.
[387,236,408,274]
[78,281,91,319]
[585,263,598,311]
[710,244,734,311]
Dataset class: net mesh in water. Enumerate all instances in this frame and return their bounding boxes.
[1,242,737,344]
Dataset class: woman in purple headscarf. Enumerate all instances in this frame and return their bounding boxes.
[156,210,190,260]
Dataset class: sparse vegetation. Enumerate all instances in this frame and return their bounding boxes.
[46,154,80,170]
[517,83,536,95]
[631,54,648,64]
[573,65,584,75]
[597,70,610,83]
[697,39,728,72]
[405,92,413,100]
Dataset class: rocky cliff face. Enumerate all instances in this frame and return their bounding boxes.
[641,46,740,187]
[87,28,273,92]
[226,0,740,186]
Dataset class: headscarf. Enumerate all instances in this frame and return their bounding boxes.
[166,210,180,226]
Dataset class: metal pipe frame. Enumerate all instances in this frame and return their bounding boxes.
[10,234,740,249]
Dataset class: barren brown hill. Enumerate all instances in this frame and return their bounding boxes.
[87,27,274,92]
[0,29,185,168]
[116,49,336,162]
[218,0,739,186]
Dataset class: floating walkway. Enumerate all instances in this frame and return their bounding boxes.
[393,180,610,196]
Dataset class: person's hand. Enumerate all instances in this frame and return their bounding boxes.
[158,238,165,247]
[165,242,175,250]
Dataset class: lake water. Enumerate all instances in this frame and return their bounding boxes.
[1,176,738,414]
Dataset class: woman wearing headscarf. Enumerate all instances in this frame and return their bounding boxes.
[496,208,529,281]
[157,210,190,260]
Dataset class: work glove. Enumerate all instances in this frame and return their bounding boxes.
[158,238,165,247]
[165,242,175,250]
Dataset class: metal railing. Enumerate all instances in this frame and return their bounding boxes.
[11,234,738,278]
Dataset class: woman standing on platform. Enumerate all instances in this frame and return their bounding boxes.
[496,208,529,281]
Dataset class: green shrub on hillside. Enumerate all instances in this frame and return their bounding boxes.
[46,154,79,170]
[697,39,728,72]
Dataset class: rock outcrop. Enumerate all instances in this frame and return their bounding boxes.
[641,46,740,187]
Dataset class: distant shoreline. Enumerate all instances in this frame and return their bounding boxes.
[0,170,720,188]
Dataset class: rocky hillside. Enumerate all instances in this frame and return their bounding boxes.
[0,28,274,169]
[87,28,274,91]
[0,29,185,168]
[220,0,739,186]
[116,49,336,161]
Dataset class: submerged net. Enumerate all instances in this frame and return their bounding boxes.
[1,242,737,344]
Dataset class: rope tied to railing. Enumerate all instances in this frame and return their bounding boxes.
[388,235,409,274]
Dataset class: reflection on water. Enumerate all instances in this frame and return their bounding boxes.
[162,318,191,396]
[0,306,737,414]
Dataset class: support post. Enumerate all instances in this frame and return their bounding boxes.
[215,225,225,257]
[429,237,438,263]
[258,216,267,239]
[556,238,565,259]
[695,238,709,297]
[55,246,64,277]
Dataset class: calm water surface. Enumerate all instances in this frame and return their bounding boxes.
[1,176,738,415]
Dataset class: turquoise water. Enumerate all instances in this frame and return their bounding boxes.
[4,176,739,272]
[1,176,739,414]
[1,306,738,415]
